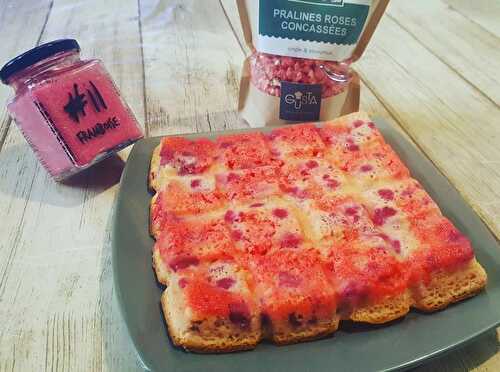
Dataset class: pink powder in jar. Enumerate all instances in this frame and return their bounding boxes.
[1,39,143,180]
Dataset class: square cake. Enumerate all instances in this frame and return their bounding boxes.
[149,112,487,352]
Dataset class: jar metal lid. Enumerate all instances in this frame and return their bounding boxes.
[0,39,80,84]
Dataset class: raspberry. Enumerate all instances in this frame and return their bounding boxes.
[345,207,358,216]
[250,203,265,208]
[326,179,340,189]
[231,230,243,241]
[178,278,188,288]
[168,255,199,272]
[348,144,360,152]
[391,240,402,254]
[228,302,251,329]
[224,210,237,223]
[378,189,394,201]
[372,207,397,226]
[272,208,289,219]
[280,232,302,249]
[216,278,236,290]
[306,160,319,169]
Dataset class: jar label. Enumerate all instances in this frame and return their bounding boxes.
[279,81,322,121]
[31,65,141,167]
[258,0,371,61]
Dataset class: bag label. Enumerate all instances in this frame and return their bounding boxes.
[258,0,372,61]
[279,81,322,122]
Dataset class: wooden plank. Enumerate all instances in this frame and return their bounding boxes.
[219,0,249,55]
[387,0,500,105]
[140,0,247,137]
[360,81,406,136]
[0,0,53,153]
[0,0,144,371]
[355,16,500,237]
[444,0,500,38]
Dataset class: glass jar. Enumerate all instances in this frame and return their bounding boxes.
[0,39,143,181]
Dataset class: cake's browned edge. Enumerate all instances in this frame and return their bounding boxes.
[149,144,161,193]
[411,259,487,312]
[271,319,340,345]
[161,292,259,353]
[149,112,488,352]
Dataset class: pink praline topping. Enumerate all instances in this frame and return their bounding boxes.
[278,272,302,288]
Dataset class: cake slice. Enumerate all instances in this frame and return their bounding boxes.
[222,198,305,256]
[268,123,325,160]
[326,238,410,323]
[150,175,224,237]
[359,178,487,311]
[406,209,487,311]
[319,111,384,158]
[215,132,276,170]
[162,260,261,352]
[294,195,412,323]
[215,166,281,204]
[248,248,339,344]
[152,211,236,285]
[279,157,352,200]
[149,136,218,191]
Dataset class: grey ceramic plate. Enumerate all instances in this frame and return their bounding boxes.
[113,119,500,372]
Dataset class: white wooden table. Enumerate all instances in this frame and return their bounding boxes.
[0,0,499,370]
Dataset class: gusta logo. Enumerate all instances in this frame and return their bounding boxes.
[285,90,319,110]
[279,81,322,121]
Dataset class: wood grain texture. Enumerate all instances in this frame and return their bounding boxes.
[444,0,500,38]
[355,15,500,241]
[0,0,54,153]
[219,0,249,55]
[0,0,144,371]
[387,0,500,105]
[0,0,499,371]
[140,0,247,137]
